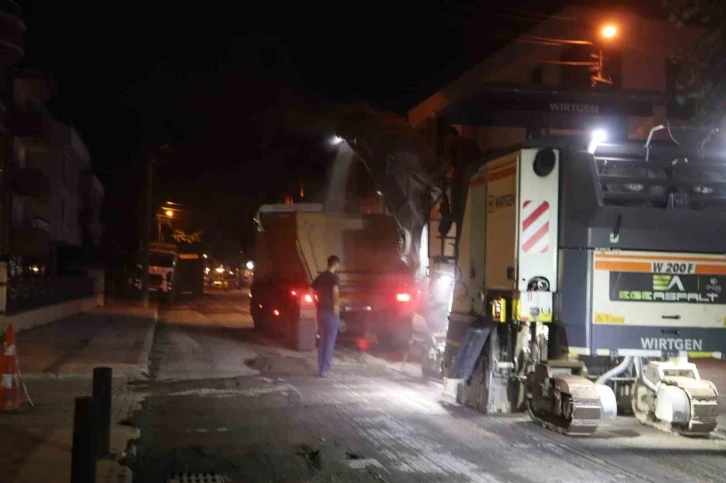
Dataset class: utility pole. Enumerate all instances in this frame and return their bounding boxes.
[141,157,153,307]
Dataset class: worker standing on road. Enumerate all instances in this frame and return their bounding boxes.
[311,255,341,377]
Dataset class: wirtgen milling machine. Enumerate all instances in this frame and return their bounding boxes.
[442,130,722,436]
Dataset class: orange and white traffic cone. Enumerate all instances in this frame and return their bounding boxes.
[0,324,33,411]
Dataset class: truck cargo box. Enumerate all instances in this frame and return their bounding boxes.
[252,205,415,348]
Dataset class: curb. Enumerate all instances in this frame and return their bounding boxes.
[96,382,147,483]
[107,307,157,483]
[137,306,159,378]
[98,306,157,483]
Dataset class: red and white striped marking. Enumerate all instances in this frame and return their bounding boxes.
[522,200,550,253]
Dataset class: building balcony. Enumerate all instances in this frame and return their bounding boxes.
[12,110,74,150]
[10,167,49,200]
[0,2,24,80]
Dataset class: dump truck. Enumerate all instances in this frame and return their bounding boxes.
[173,250,204,298]
[133,242,177,297]
[436,130,723,436]
[250,203,416,350]
[132,242,204,300]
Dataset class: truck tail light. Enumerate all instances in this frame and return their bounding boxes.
[291,290,316,304]
[396,293,412,303]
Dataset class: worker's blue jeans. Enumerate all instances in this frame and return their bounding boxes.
[317,311,340,376]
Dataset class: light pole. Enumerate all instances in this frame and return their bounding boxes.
[141,157,154,308]
[141,144,172,307]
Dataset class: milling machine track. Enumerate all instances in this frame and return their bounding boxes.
[526,362,603,436]
[527,397,600,436]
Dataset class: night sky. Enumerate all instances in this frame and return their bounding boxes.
[15,0,666,259]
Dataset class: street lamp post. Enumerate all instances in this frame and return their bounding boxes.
[141,158,154,308]
[140,144,174,307]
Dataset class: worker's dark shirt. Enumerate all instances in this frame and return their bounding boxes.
[311,271,339,313]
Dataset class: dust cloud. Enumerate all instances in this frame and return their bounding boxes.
[324,149,355,213]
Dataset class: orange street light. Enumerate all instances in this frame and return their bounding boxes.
[165,210,173,217]
[601,25,617,39]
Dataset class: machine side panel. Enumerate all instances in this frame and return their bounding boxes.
[591,250,726,357]
[469,176,489,314]
[451,187,475,315]
[557,249,593,355]
[592,326,726,358]
[517,148,560,292]
[484,153,519,290]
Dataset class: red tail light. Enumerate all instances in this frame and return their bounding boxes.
[396,293,412,303]
[291,289,315,304]
[273,309,280,316]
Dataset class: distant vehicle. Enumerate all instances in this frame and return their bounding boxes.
[132,243,177,297]
[209,270,242,290]
[132,242,204,300]
[224,273,242,290]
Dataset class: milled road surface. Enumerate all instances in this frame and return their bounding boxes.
[131,290,726,483]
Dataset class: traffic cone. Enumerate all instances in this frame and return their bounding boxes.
[0,324,33,411]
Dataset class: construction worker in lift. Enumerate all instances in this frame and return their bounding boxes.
[311,255,341,377]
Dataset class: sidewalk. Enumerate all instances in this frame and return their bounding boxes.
[0,300,158,483]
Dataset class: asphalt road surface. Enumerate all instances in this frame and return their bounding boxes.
[130,289,726,483]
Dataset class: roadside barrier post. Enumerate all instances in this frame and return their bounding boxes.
[71,396,98,483]
[93,366,113,456]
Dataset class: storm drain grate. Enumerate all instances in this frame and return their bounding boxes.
[167,473,227,483]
